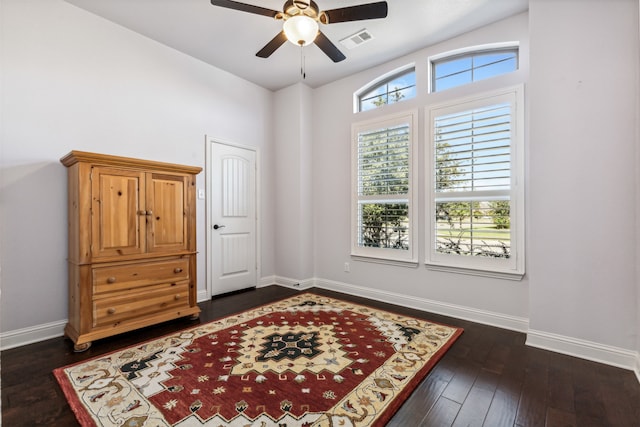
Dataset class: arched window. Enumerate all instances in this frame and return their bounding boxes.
[431,47,518,92]
[357,66,416,112]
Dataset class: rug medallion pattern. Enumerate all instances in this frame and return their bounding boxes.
[54,293,462,426]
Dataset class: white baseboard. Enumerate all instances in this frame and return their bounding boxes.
[270,276,529,332]
[0,320,67,351]
[6,277,514,350]
[297,277,529,332]
[527,329,638,371]
[3,278,638,385]
[198,276,285,300]
[197,289,209,302]
[269,275,314,290]
[258,275,277,287]
[271,277,639,379]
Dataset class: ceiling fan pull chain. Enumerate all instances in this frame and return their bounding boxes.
[300,45,306,80]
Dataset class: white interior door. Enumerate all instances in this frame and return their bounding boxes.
[207,139,257,296]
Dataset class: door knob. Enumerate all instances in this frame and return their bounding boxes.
[213,224,226,230]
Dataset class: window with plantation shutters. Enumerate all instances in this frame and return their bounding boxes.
[352,112,418,263]
[427,87,524,278]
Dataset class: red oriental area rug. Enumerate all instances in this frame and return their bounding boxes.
[54,293,463,426]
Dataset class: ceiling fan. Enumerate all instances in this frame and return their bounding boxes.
[210,0,388,63]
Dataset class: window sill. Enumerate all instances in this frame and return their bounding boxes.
[425,262,524,281]
[351,255,419,268]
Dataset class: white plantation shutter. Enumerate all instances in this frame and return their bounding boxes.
[435,103,511,193]
[427,88,524,278]
[352,112,418,263]
[358,125,410,197]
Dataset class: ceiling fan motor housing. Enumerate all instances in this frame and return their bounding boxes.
[293,0,311,10]
[279,0,321,21]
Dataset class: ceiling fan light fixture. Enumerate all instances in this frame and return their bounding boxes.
[283,15,319,46]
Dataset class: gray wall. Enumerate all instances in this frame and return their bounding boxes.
[1,0,275,335]
[527,0,637,353]
[2,0,639,377]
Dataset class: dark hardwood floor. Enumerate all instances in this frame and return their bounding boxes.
[2,285,639,426]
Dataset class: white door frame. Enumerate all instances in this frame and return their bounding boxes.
[205,136,260,299]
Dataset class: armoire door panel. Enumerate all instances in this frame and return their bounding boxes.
[91,167,146,258]
[146,173,189,253]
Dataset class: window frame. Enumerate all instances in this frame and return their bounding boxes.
[355,64,416,113]
[351,110,419,265]
[429,43,519,93]
[425,85,525,279]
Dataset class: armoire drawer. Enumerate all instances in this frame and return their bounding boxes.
[93,281,190,327]
[93,259,189,295]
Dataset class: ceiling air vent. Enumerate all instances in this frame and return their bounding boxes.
[339,29,374,50]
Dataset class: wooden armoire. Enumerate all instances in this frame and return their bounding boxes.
[60,151,201,351]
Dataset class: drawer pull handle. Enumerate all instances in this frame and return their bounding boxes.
[174,294,182,300]
[106,277,116,284]
[107,308,116,315]
[174,268,183,274]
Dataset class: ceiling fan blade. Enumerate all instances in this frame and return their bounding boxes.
[210,0,279,18]
[314,31,346,62]
[323,1,388,24]
[256,31,288,58]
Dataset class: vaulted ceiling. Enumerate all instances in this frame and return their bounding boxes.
[65,0,528,91]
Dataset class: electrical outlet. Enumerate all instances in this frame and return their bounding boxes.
[344,262,350,272]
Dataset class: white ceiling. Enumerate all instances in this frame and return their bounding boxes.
[64,0,528,91]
